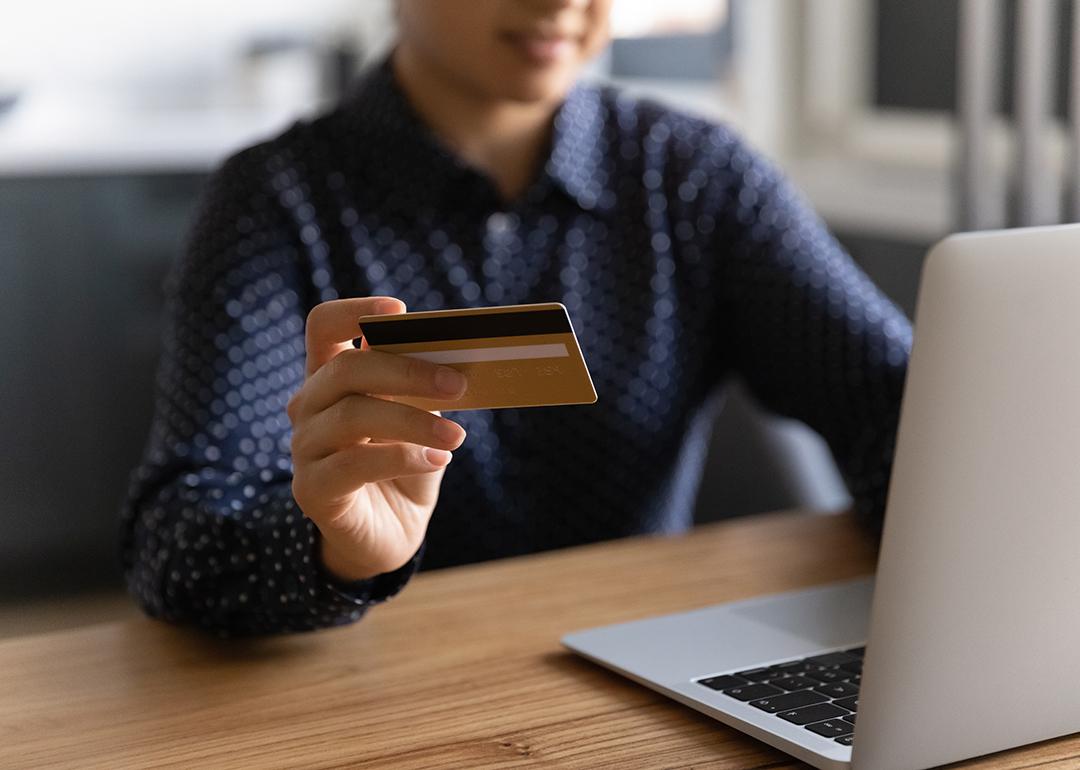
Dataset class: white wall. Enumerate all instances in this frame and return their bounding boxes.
[0,0,394,98]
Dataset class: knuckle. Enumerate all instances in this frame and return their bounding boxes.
[326,347,360,381]
[398,442,425,468]
[401,354,422,381]
[400,354,431,386]
[334,393,368,425]
[289,425,313,460]
[306,300,332,329]
[336,447,372,483]
[304,304,328,349]
[290,474,310,506]
[321,448,355,480]
[325,448,350,473]
[285,392,302,423]
[290,468,322,513]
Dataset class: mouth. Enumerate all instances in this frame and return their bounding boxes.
[499,28,582,66]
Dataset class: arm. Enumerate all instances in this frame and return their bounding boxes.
[120,154,421,636]
[709,135,911,533]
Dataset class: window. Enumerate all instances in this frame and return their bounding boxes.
[607,0,733,81]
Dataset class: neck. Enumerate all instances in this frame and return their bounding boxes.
[392,45,560,202]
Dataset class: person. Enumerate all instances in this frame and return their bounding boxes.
[121,0,911,636]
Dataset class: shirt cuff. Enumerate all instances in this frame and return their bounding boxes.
[318,540,425,605]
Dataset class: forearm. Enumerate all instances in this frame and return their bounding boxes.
[703,130,910,529]
[123,480,421,636]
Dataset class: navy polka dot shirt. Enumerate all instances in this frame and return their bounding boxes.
[121,58,911,636]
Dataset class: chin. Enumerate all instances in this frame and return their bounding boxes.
[491,67,580,104]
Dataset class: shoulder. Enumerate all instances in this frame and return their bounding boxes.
[183,111,343,262]
[210,105,350,195]
[588,83,741,155]
[188,103,357,258]
[584,83,776,192]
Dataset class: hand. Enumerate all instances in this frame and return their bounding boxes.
[287,297,467,581]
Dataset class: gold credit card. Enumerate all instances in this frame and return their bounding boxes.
[357,302,598,411]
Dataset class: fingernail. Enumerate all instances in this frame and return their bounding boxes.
[424,448,453,467]
[435,366,467,396]
[433,419,465,445]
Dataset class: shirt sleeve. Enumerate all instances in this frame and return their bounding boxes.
[708,134,912,534]
[120,150,421,637]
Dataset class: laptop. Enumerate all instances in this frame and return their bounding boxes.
[562,224,1080,769]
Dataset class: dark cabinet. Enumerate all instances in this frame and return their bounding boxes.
[0,174,205,593]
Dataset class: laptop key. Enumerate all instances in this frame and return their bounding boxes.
[844,646,866,657]
[842,714,856,724]
[768,661,807,676]
[804,668,846,684]
[836,735,855,746]
[777,702,849,725]
[771,675,817,691]
[805,652,860,667]
[735,667,780,682]
[806,719,854,738]
[812,681,859,699]
[696,675,749,691]
[749,689,827,713]
[723,683,783,701]
[833,696,859,712]
[839,659,862,675]
[845,673,862,686]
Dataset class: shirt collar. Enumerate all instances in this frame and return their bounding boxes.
[343,57,615,216]
[544,82,616,215]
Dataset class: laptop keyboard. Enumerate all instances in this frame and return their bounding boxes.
[695,647,864,747]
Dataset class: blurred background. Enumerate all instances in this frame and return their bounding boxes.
[1,0,1073,634]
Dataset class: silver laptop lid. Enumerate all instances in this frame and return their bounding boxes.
[855,225,1080,768]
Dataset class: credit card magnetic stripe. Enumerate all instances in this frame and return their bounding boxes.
[358,308,571,346]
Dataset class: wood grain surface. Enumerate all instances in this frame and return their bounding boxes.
[2,510,1078,769]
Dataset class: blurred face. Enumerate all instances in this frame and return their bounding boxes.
[396,0,613,104]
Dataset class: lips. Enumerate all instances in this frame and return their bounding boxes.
[500,29,581,66]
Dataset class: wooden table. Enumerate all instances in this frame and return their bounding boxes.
[3,510,1079,769]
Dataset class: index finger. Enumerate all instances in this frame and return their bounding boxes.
[304,297,406,377]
